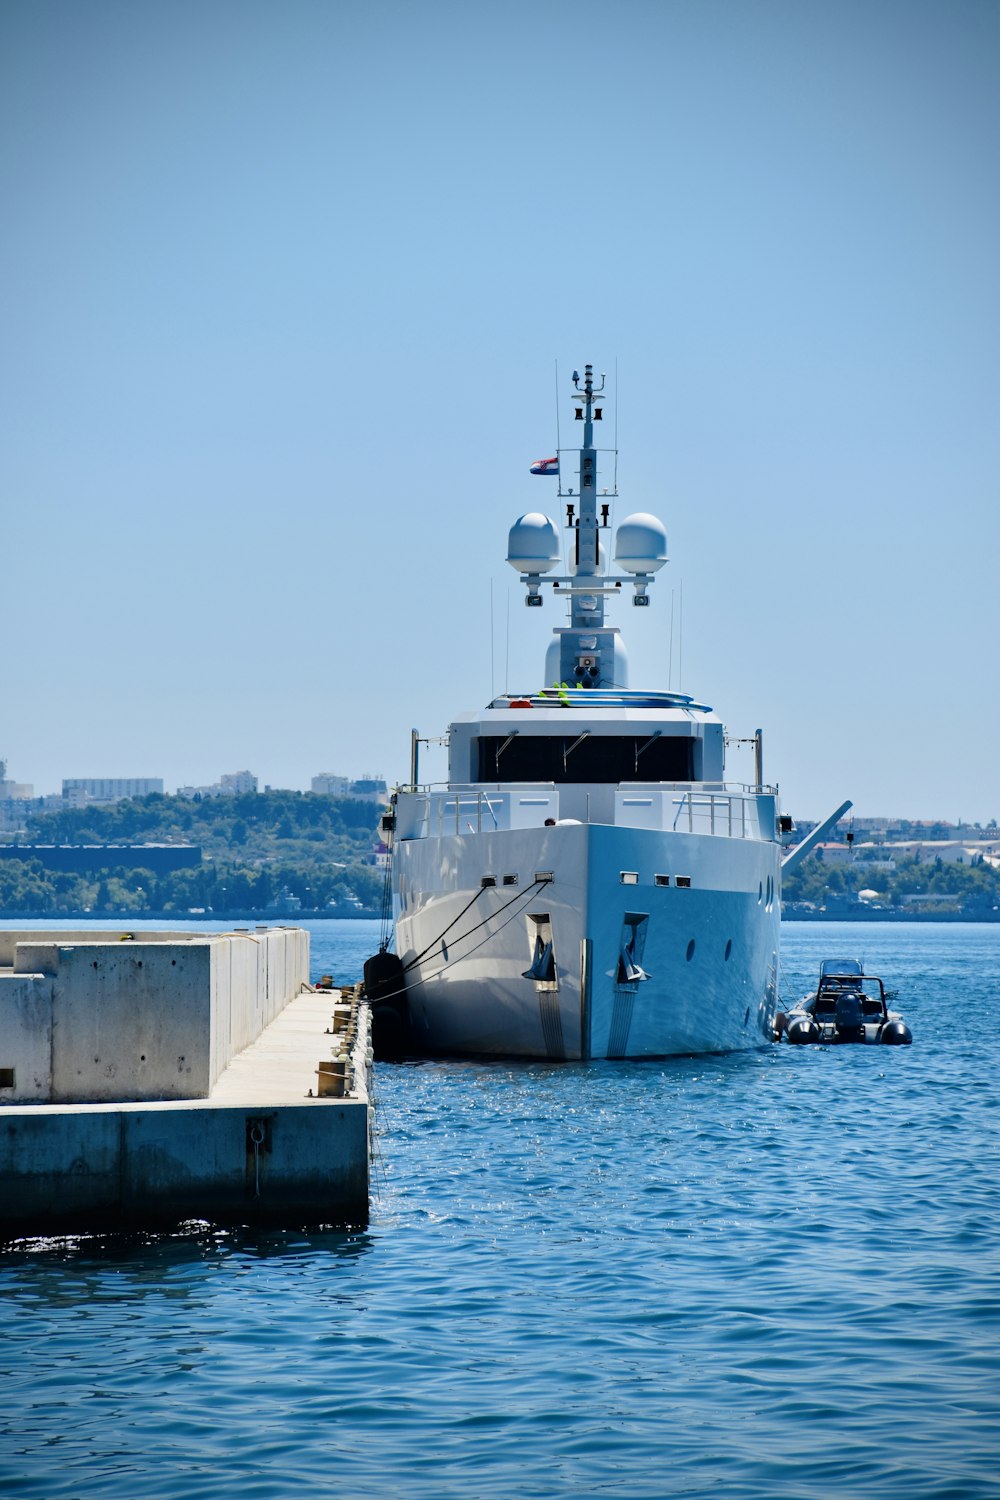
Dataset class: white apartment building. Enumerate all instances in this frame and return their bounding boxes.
[0,780,33,801]
[219,771,258,795]
[311,773,351,796]
[62,778,164,806]
[177,771,258,799]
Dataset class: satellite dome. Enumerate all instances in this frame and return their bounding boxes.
[614,513,668,574]
[507,513,561,573]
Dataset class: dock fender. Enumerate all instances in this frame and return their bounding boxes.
[363,950,411,1061]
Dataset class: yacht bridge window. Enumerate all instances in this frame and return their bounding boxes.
[477,734,695,784]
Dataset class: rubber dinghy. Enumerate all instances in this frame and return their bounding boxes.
[777,958,912,1045]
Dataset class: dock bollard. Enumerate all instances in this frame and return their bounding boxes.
[316,1057,350,1098]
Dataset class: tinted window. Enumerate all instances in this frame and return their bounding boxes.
[477,735,695,783]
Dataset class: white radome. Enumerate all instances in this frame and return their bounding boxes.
[507,513,561,573]
[614,513,668,573]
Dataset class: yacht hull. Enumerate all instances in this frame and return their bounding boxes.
[393,822,781,1059]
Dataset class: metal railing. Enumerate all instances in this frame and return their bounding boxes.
[395,781,779,842]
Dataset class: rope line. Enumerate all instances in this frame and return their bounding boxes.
[369,877,552,1008]
[401,884,488,972]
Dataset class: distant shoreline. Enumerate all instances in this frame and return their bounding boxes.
[1,907,996,925]
[782,908,999,922]
[0,908,379,923]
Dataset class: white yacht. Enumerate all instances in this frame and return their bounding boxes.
[374,364,846,1059]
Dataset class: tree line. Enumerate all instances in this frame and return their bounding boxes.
[0,790,386,916]
[782,849,1000,913]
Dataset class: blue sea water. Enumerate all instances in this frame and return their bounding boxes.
[1,919,998,1499]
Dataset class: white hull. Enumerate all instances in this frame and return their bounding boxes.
[394,821,781,1059]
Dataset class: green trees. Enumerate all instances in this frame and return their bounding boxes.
[1,790,386,915]
[782,851,1000,912]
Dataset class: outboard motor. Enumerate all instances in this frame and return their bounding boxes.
[834,990,865,1043]
[363,950,410,1061]
[879,1019,913,1045]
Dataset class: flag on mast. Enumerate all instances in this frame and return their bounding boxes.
[529,456,559,476]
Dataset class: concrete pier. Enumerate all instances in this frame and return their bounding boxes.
[0,929,371,1237]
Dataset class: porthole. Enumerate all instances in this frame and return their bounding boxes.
[685,939,696,962]
[724,939,733,961]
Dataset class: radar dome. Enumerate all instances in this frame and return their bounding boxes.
[614,513,668,573]
[507,513,561,574]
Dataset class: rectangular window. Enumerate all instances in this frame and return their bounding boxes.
[654,874,670,887]
[620,871,639,885]
[477,735,695,783]
[676,876,692,888]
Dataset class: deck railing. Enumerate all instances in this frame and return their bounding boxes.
[395,782,779,842]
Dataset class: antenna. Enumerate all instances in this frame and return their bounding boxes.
[490,578,495,699]
[613,357,619,495]
[668,589,675,690]
[505,588,510,692]
[554,360,561,457]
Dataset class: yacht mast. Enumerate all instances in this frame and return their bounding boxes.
[508,361,667,691]
[569,363,604,626]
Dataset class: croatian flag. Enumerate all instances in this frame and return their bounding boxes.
[529,456,559,476]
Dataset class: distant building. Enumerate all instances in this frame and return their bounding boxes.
[311,773,351,797]
[0,761,31,800]
[220,771,258,795]
[177,771,258,800]
[350,776,388,803]
[0,779,33,801]
[310,773,387,803]
[814,839,999,866]
[62,778,164,807]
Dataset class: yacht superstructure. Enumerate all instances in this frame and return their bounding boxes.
[382,364,815,1058]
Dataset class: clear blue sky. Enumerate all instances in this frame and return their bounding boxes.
[2,0,997,820]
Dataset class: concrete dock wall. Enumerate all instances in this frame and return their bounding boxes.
[0,938,374,1236]
[1,927,309,1105]
[0,1097,369,1234]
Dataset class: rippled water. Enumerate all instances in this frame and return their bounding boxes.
[1,920,998,1498]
